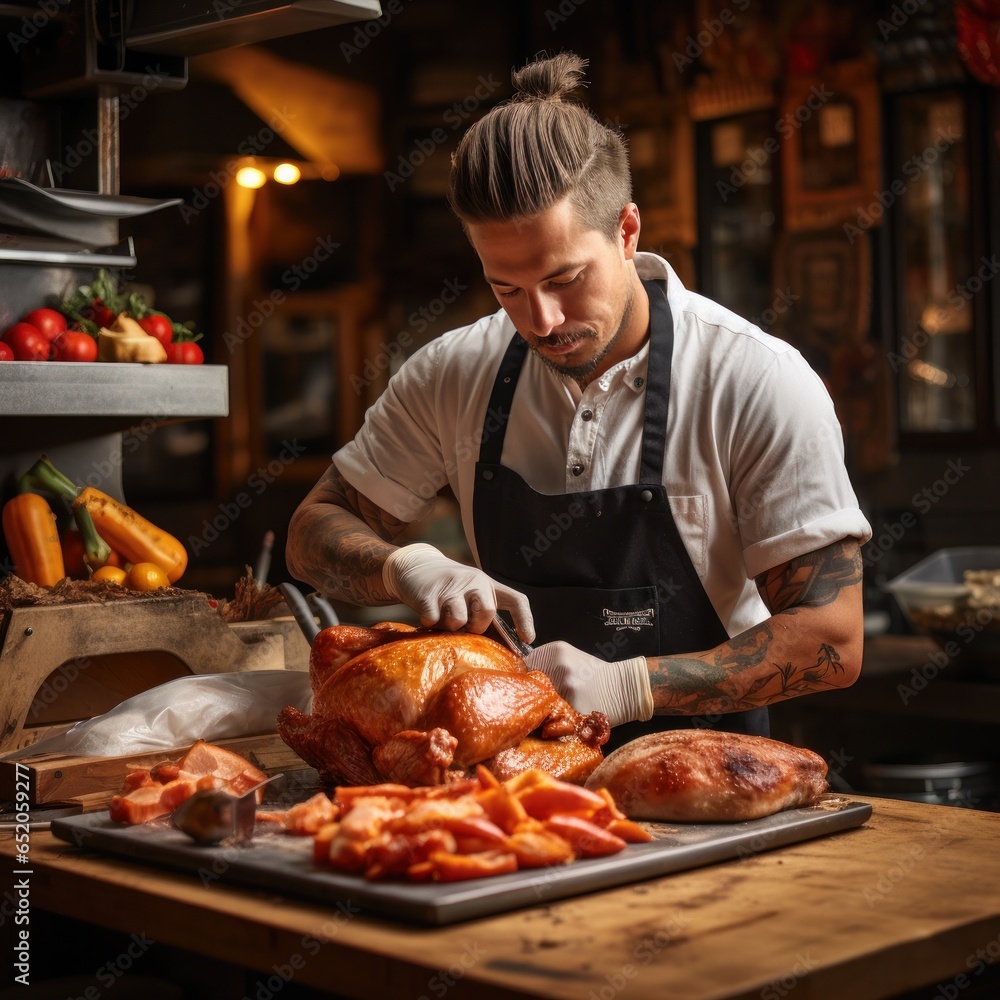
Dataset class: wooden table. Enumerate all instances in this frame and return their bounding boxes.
[4,795,1000,999]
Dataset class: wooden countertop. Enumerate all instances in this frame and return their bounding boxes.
[4,795,1000,999]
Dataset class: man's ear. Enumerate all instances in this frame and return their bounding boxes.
[619,203,641,259]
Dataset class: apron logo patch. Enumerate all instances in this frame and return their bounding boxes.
[602,608,654,631]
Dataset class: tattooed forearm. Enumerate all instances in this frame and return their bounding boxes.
[647,539,865,716]
[649,655,735,714]
[650,640,849,716]
[714,622,773,674]
[650,622,773,715]
[286,463,409,605]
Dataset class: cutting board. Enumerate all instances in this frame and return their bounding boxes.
[52,795,871,926]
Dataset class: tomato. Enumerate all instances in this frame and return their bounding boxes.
[84,299,116,329]
[0,343,13,361]
[2,322,50,360]
[165,341,204,364]
[22,307,67,341]
[60,529,88,579]
[139,314,174,348]
[126,561,170,591]
[52,330,98,362]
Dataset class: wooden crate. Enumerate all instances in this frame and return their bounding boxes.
[0,593,311,753]
[0,592,315,809]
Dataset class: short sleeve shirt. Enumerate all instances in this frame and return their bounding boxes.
[334,253,873,637]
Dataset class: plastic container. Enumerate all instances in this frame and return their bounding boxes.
[885,547,1000,614]
[885,547,1000,677]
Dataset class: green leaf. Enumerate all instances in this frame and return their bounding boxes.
[172,319,203,343]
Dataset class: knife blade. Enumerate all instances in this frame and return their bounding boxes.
[492,613,533,659]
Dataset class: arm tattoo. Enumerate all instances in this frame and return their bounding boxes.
[649,539,863,716]
[286,464,409,606]
[650,624,774,715]
[756,538,863,613]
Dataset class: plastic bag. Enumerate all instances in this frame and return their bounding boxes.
[1,670,312,760]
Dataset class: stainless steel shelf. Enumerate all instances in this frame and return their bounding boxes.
[0,180,182,248]
[0,235,138,267]
[0,362,229,418]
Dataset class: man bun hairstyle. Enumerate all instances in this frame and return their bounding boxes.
[448,52,631,241]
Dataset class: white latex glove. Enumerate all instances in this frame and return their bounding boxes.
[382,542,535,639]
[525,640,653,727]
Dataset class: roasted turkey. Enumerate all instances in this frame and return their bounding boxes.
[584,730,829,821]
[276,623,610,787]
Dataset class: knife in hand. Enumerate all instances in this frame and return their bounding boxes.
[491,613,533,659]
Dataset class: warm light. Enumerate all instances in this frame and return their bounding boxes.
[907,358,955,388]
[273,162,301,185]
[236,166,267,189]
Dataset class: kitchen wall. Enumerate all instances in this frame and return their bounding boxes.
[113,0,1000,622]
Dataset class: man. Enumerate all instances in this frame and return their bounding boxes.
[286,52,872,748]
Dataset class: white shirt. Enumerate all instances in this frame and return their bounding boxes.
[335,253,872,638]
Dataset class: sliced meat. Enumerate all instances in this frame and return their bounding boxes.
[178,739,267,796]
[257,792,339,835]
[109,785,173,825]
[110,741,269,825]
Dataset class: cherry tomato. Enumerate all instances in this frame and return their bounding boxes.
[126,561,170,591]
[165,341,204,364]
[52,330,98,362]
[85,299,116,328]
[22,307,67,341]
[92,565,127,585]
[139,314,174,348]
[0,343,13,361]
[2,322,50,360]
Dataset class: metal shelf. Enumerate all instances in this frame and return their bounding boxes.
[0,235,138,268]
[0,362,228,418]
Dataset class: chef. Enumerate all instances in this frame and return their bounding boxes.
[286,52,873,748]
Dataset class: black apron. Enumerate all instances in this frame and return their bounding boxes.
[473,279,768,750]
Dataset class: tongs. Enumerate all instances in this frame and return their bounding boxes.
[279,583,339,644]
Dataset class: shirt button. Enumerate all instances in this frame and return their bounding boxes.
[640,489,653,502]
[633,376,645,389]
[571,464,584,477]
[581,409,594,421]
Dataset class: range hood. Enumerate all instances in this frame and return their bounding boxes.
[126,0,383,56]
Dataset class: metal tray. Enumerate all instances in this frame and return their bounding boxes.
[0,179,182,246]
[51,796,871,926]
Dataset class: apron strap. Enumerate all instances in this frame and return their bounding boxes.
[639,279,672,484]
[478,335,527,466]
[479,278,674,482]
